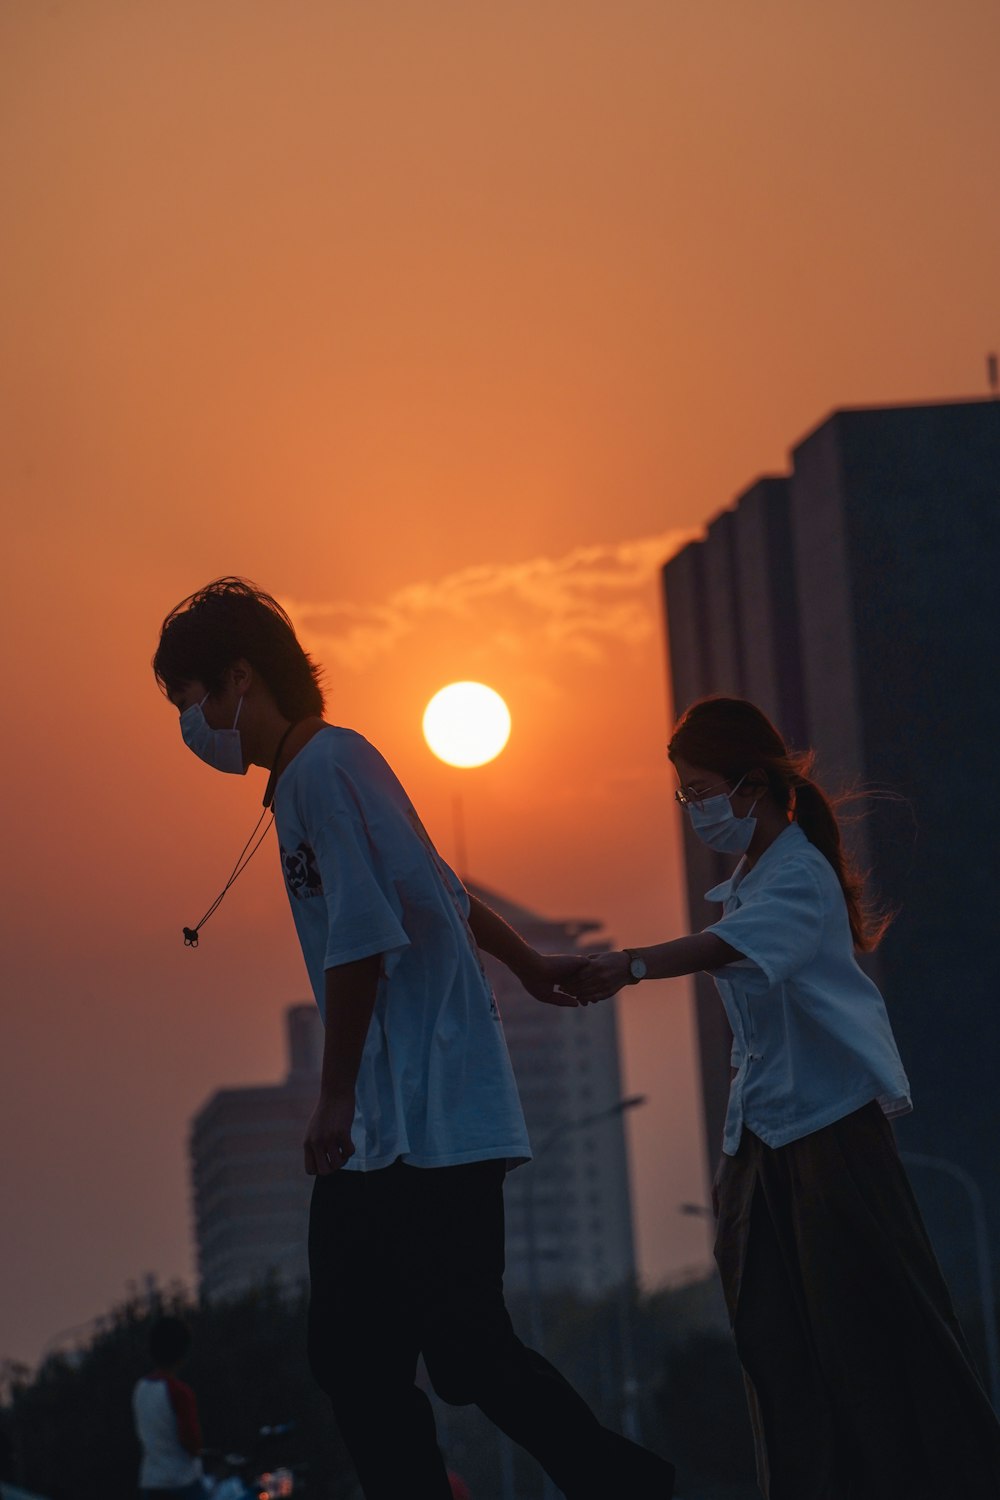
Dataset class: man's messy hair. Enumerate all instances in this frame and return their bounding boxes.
[153,577,325,721]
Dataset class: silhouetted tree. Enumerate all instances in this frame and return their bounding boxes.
[3,1271,762,1500]
[3,1283,356,1500]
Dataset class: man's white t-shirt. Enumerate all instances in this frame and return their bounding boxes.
[274,726,531,1171]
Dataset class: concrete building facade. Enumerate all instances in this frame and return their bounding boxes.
[662,398,1000,1340]
[468,882,637,1300]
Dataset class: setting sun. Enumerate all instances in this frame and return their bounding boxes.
[422,682,512,768]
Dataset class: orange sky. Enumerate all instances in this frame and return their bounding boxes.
[2,0,999,1369]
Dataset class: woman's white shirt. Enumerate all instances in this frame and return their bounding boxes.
[703,821,912,1156]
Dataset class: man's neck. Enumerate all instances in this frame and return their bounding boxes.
[270,716,326,780]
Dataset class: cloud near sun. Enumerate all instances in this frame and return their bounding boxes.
[285,529,697,671]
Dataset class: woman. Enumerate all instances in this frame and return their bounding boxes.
[577,695,1000,1499]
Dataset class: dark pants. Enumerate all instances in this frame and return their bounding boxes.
[308,1157,674,1499]
[714,1102,1000,1500]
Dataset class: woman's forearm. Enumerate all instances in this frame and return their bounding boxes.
[632,931,743,980]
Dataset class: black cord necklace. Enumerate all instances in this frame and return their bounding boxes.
[262,718,300,809]
[182,719,301,948]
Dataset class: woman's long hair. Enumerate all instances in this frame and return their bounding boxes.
[668,696,890,951]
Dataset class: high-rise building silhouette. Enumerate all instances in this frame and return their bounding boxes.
[190,889,636,1302]
[662,398,1000,1347]
[190,1004,321,1302]
[468,881,637,1299]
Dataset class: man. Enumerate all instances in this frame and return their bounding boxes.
[154,576,675,1499]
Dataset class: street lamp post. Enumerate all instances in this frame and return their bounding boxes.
[900,1150,1000,1412]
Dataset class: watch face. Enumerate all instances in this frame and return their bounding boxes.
[629,956,647,982]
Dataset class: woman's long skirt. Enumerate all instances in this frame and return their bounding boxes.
[714,1100,1000,1499]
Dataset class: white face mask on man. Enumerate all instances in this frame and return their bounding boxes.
[684,772,760,854]
[180,693,247,776]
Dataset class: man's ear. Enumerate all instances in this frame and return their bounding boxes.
[228,658,254,697]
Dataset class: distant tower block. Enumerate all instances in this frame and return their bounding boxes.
[190,1006,321,1302]
[662,397,1000,1353]
[466,882,637,1299]
[287,1002,324,1080]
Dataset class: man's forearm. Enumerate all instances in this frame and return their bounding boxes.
[321,953,382,1097]
[466,893,539,979]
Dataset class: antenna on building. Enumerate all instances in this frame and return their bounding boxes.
[452,793,469,878]
[988,352,999,399]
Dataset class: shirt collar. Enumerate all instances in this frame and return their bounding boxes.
[704,820,805,903]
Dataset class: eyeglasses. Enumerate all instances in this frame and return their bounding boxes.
[674,772,747,809]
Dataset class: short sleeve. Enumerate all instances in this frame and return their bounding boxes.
[303,769,411,971]
[704,857,825,988]
[446,864,471,917]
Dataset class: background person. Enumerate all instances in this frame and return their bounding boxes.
[132,1315,204,1500]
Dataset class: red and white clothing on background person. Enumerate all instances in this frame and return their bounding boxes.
[132,1370,204,1496]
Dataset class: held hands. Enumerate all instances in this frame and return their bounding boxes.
[303,1093,356,1175]
[518,951,630,1006]
[573,951,631,1005]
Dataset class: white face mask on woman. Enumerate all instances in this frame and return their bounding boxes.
[685,772,760,854]
[180,693,246,776]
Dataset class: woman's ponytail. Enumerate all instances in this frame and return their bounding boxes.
[791,773,888,951]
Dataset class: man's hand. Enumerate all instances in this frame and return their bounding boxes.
[303,1093,356,1175]
[574,951,630,1005]
[519,952,589,1006]
[466,896,595,1005]
[312,953,380,1176]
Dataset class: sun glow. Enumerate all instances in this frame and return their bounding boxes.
[422,682,511,768]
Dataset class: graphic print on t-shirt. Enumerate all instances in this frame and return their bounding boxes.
[281,841,323,899]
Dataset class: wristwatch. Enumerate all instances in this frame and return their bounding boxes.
[624,949,647,984]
